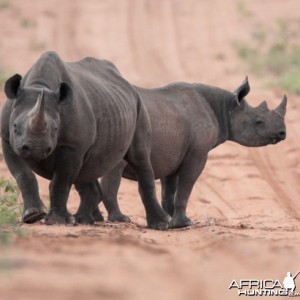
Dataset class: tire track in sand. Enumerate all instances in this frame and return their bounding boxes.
[249,148,300,220]
[194,178,237,219]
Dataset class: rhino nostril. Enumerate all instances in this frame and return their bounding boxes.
[21,145,30,152]
[278,131,286,139]
[44,147,52,157]
[20,144,31,157]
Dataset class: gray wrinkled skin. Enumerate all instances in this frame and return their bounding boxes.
[86,77,287,228]
[0,51,169,229]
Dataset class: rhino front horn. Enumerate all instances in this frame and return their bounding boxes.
[274,94,287,117]
[29,90,48,133]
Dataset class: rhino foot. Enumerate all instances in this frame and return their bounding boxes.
[108,212,130,223]
[147,212,171,230]
[74,213,95,225]
[45,210,76,225]
[169,215,192,228]
[23,207,47,224]
[92,208,105,222]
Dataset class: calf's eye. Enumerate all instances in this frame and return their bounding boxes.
[51,128,58,137]
[255,120,264,126]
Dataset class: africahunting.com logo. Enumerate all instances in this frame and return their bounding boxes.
[229,271,300,297]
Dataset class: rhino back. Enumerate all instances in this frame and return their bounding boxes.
[126,83,220,179]
[66,57,138,151]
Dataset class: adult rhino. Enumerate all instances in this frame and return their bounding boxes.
[0,51,170,229]
[81,77,287,228]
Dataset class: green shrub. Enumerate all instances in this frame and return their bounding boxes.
[235,0,253,18]
[278,70,300,95]
[0,0,10,10]
[0,68,9,88]
[0,178,24,245]
[233,15,300,95]
[20,17,36,28]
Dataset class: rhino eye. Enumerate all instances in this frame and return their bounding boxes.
[51,128,58,137]
[255,120,264,126]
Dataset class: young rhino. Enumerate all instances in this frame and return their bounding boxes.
[78,77,287,228]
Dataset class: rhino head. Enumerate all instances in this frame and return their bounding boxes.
[4,74,72,161]
[229,77,287,147]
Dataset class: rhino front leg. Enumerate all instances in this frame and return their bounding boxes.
[74,180,104,224]
[100,160,130,222]
[2,139,46,223]
[45,148,82,225]
[46,179,75,225]
[170,153,208,228]
[161,174,178,216]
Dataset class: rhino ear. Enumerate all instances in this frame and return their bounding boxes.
[56,82,72,104]
[234,76,250,105]
[4,74,22,99]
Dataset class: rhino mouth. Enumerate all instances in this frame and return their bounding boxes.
[271,137,282,144]
[31,149,52,161]
[17,144,52,161]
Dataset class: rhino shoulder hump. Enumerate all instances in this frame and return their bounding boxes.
[39,51,64,66]
[41,50,60,59]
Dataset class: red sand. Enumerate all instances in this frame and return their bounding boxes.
[0,1,300,299]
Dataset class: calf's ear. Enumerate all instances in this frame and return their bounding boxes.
[56,82,73,104]
[234,76,250,105]
[5,74,22,99]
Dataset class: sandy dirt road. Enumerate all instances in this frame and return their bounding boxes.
[0,1,300,299]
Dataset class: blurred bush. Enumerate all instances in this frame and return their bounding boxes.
[0,177,25,245]
[234,2,300,94]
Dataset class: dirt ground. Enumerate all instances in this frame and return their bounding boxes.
[0,1,300,299]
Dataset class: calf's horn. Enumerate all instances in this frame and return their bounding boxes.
[257,100,268,110]
[274,94,287,117]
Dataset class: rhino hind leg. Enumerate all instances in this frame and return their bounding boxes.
[124,102,170,230]
[100,161,130,222]
[127,159,171,230]
[169,154,208,228]
[161,174,178,216]
[125,144,170,230]
[74,180,103,224]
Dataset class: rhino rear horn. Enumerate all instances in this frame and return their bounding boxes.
[29,90,48,133]
[274,94,287,117]
[5,74,22,99]
[234,76,250,105]
[257,100,268,110]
